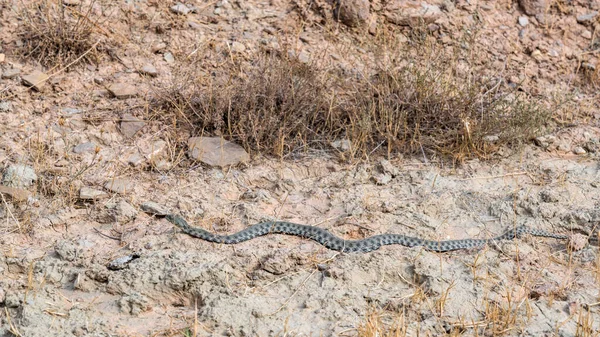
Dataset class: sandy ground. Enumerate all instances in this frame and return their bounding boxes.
[1,0,600,336]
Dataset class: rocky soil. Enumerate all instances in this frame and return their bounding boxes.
[0,0,599,336]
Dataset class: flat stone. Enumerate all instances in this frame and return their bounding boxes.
[104,178,134,194]
[120,114,146,138]
[164,52,175,64]
[127,152,145,166]
[384,1,441,26]
[577,12,598,24]
[188,137,249,167]
[170,3,190,15]
[0,185,31,202]
[139,64,158,77]
[231,41,246,53]
[22,70,49,91]
[79,187,109,200]
[152,42,167,53]
[106,200,138,222]
[518,16,529,26]
[2,68,20,79]
[107,83,137,99]
[2,164,37,188]
[73,142,97,154]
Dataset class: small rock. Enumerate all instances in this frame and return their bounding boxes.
[0,101,11,112]
[106,200,138,222]
[55,240,80,262]
[573,146,586,155]
[2,164,37,188]
[120,113,146,138]
[331,139,352,152]
[22,70,49,91]
[534,135,555,148]
[576,12,598,24]
[0,185,31,202]
[139,64,158,77]
[2,68,20,79]
[140,201,170,216]
[127,152,145,166]
[79,187,108,200]
[530,49,543,61]
[108,83,137,99]
[152,42,167,53]
[231,41,246,53]
[141,140,167,161]
[63,0,81,5]
[4,292,21,308]
[73,142,97,154]
[379,159,400,177]
[107,254,140,270]
[104,178,134,194]
[262,254,292,275]
[170,3,190,15]
[0,54,5,63]
[188,137,250,167]
[164,52,175,64]
[518,16,529,26]
[373,173,392,185]
[334,0,370,27]
[519,0,548,16]
[384,2,441,26]
[483,135,500,143]
[582,30,592,39]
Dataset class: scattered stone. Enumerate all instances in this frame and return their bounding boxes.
[576,12,598,24]
[151,42,167,53]
[163,52,175,64]
[104,178,134,194]
[106,200,138,222]
[567,234,588,252]
[107,254,141,270]
[120,113,146,138]
[384,1,441,26]
[534,135,556,148]
[581,30,592,40]
[573,146,586,155]
[139,64,158,77]
[519,0,548,16]
[107,83,137,99]
[127,152,145,166]
[187,137,250,167]
[2,68,20,79]
[334,0,370,27]
[373,173,392,185]
[2,164,37,188]
[518,16,529,26]
[231,41,246,53]
[140,201,169,216]
[79,187,109,200]
[331,139,352,152]
[73,142,97,154]
[21,70,49,91]
[0,101,11,112]
[170,3,190,15]
[0,185,31,202]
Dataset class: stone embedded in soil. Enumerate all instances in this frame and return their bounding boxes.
[188,136,250,167]
[0,101,12,112]
[519,0,548,15]
[151,42,167,53]
[231,41,246,53]
[79,187,109,200]
[127,152,145,166]
[334,0,370,27]
[107,83,137,99]
[576,12,598,24]
[164,52,175,64]
[139,64,158,77]
[120,113,146,138]
[331,139,352,152]
[573,146,586,155]
[55,240,80,262]
[21,70,49,91]
[170,3,190,15]
[104,178,134,194]
[518,16,529,26]
[2,164,37,188]
[384,1,441,26]
[73,142,97,154]
[106,200,138,223]
[0,185,31,202]
[107,254,141,270]
[1,68,20,79]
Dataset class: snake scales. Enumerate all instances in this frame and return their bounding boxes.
[165,214,572,253]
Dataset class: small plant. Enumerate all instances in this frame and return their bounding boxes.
[17,0,105,68]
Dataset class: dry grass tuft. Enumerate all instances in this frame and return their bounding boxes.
[17,0,105,69]
[357,308,407,337]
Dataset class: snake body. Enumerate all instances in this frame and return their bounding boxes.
[165,214,570,253]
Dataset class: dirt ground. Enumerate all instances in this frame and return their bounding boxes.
[1,0,600,336]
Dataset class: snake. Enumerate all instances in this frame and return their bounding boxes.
[165,214,573,253]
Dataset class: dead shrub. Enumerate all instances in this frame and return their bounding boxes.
[17,0,105,68]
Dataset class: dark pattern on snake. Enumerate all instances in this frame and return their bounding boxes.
[165,214,570,253]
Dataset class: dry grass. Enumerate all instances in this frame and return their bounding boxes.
[151,27,550,162]
[17,0,105,69]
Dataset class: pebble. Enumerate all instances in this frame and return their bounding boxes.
[104,178,134,194]
[573,146,586,155]
[187,136,249,167]
[2,68,20,79]
[331,139,352,151]
[2,164,37,188]
[518,16,529,26]
[139,64,158,77]
[73,142,97,154]
[231,41,246,53]
[582,30,592,39]
[108,83,137,99]
[79,187,109,200]
[127,152,144,166]
[21,70,49,91]
[576,12,598,24]
[0,101,11,112]
[163,52,175,64]
[106,200,138,222]
[0,53,4,62]
[120,113,146,138]
[151,42,167,53]
[107,254,140,270]
[170,3,190,15]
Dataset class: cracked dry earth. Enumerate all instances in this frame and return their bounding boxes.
[2,139,600,336]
